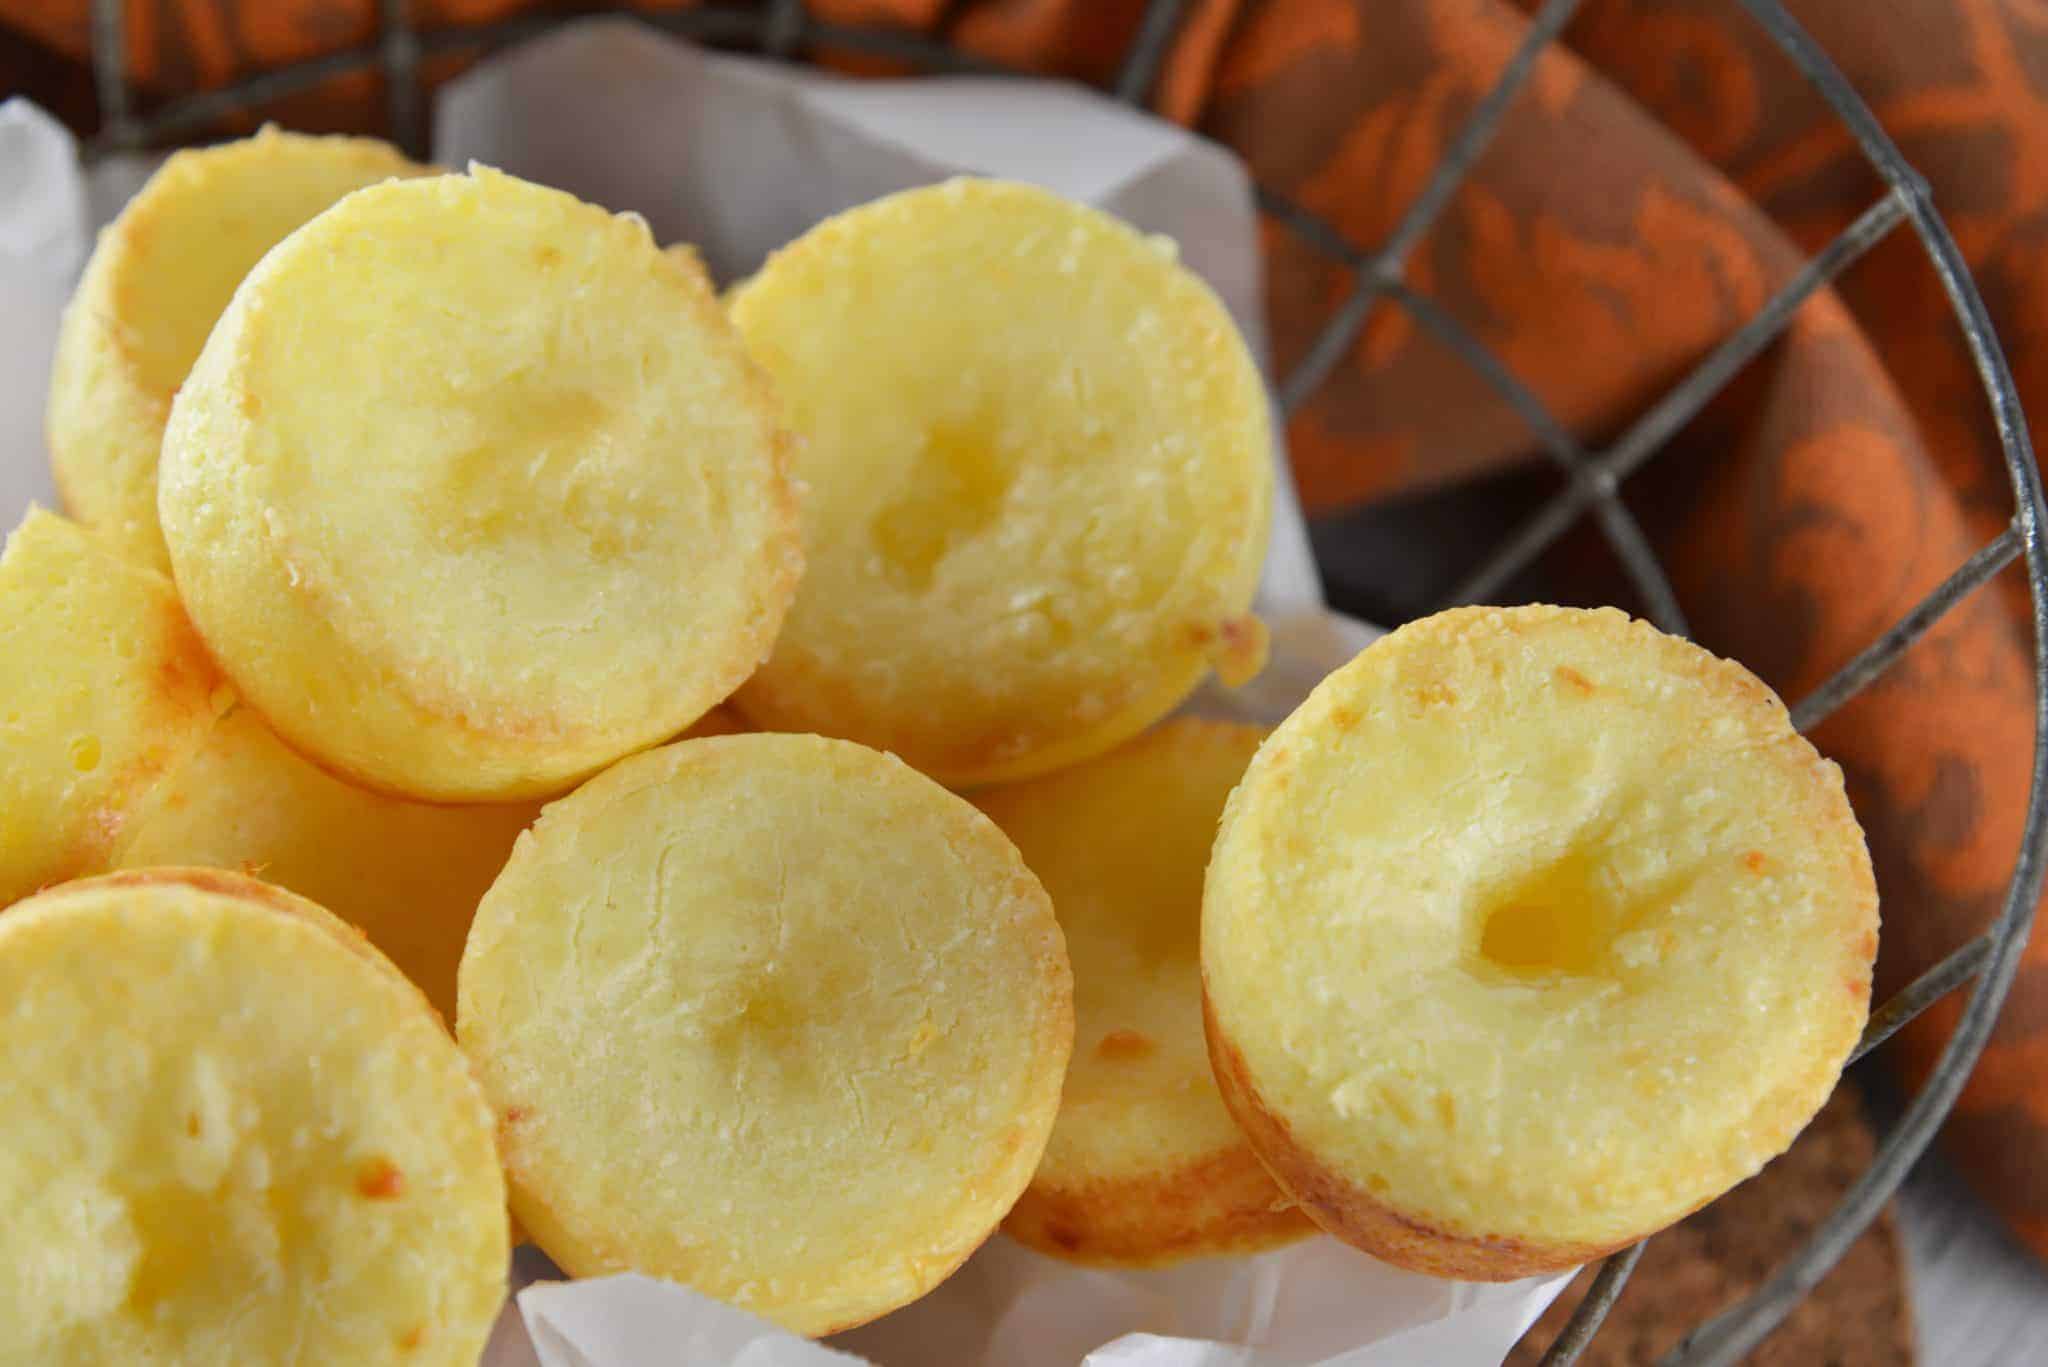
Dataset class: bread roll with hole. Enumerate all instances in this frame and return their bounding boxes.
[0,510,224,906]
[47,127,426,569]
[159,165,801,802]
[977,720,1315,1265]
[729,179,1271,787]
[458,733,1072,1334]
[1202,605,1878,1279]
[0,868,506,1363]
[112,704,540,1021]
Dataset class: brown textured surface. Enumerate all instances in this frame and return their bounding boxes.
[1506,1082,1914,1366]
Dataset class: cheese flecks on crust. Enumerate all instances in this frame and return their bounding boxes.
[1202,605,1878,1279]
[0,869,507,1363]
[977,719,1314,1265]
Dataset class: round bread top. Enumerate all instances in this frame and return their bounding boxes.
[729,178,1272,787]
[1203,606,1878,1256]
[159,165,801,802]
[48,127,425,569]
[0,510,223,906]
[976,720,1312,1264]
[0,868,508,1364]
[457,732,1073,1335]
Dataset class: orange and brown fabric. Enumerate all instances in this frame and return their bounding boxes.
[8,0,2048,1261]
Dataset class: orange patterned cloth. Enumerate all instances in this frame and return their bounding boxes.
[9,0,2048,1259]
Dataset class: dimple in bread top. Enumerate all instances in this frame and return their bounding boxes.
[1203,605,1878,1279]
[0,868,508,1363]
[158,164,801,803]
[458,732,1073,1335]
[730,178,1272,788]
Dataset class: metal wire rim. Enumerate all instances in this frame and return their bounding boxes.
[74,1,2048,1361]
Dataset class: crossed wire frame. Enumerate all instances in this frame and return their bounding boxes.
[76,0,2048,1361]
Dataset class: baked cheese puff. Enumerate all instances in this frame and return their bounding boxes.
[1203,606,1878,1279]
[977,720,1316,1265]
[730,179,1271,787]
[458,733,1072,1335]
[47,126,426,569]
[0,869,507,1364]
[0,510,224,906]
[158,166,801,803]
[112,703,539,1022]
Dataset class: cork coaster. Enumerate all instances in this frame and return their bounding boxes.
[1508,1081,1913,1364]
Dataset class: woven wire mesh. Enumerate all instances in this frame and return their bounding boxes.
[74,0,2048,1361]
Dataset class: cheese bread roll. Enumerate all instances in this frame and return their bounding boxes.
[978,720,1315,1265]
[0,510,223,906]
[159,165,801,802]
[1203,606,1879,1279]
[0,869,507,1364]
[47,127,425,569]
[458,733,1072,1334]
[730,179,1271,787]
[113,703,539,1021]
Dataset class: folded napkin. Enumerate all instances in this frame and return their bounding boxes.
[5,0,2045,1266]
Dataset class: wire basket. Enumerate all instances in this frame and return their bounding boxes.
[72,0,2048,1362]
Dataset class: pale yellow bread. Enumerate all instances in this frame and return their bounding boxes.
[0,509,224,907]
[159,165,801,802]
[976,720,1314,1265]
[1202,605,1878,1279]
[112,703,540,1022]
[108,703,743,1021]
[730,178,1271,787]
[458,732,1072,1334]
[0,868,507,1364]
[47,126,426,569]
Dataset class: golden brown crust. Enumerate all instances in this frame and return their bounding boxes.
[1004,1140,1315,1267]
[1202,993,1628,1280]
[0,511,228,906]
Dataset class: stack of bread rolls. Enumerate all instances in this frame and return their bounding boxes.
[0,129,1877,1362]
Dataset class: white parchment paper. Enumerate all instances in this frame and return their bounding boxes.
[0,22,1571,1362]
